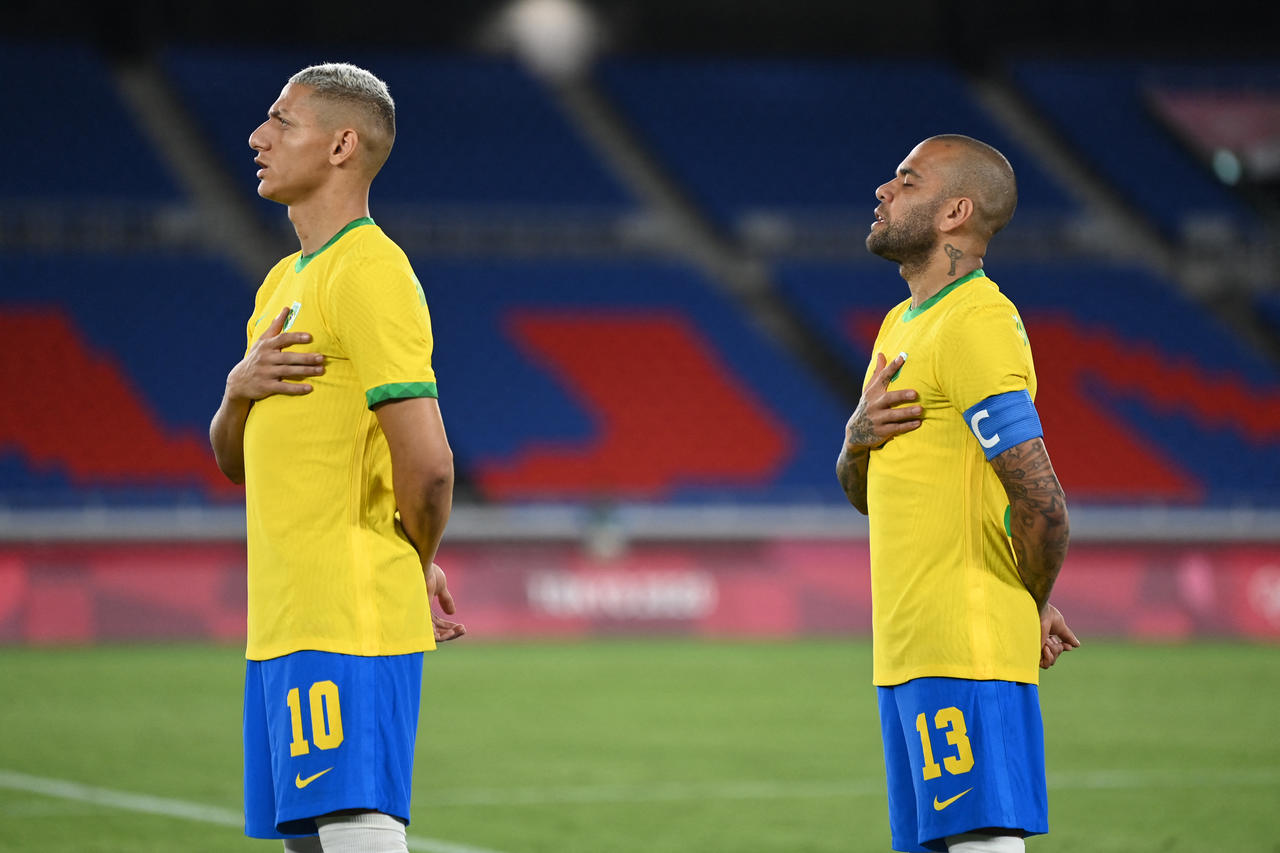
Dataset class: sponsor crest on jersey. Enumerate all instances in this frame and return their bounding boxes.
[282,301,302,332]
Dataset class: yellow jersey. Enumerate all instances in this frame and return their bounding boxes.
[242,218,439,660]
[864,270,1041,686]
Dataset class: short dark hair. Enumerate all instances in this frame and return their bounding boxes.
[928,134,1018,238]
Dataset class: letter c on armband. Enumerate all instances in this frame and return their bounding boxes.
[963,389,1043,460]
[969,410,999,448]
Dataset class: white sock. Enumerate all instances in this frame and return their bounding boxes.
[315,812,408,853]
[282,836,324,853]
[946,833,1026,853]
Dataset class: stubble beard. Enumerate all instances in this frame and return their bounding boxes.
[865,200,943,278]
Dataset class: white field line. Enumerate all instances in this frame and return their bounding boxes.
[2,766,1276,825]
[0,769,511,853]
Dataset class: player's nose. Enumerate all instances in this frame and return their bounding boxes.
[248,122,269,152]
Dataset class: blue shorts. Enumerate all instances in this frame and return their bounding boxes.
[877,678,1048,853]
[243,650,423,838]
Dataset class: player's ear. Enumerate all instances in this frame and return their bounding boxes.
[937,196,973,233]
[329,128,359,166]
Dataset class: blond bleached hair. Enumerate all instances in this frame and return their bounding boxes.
[290,62,396,171]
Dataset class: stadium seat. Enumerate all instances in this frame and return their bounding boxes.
[0,251,253,506]
[4,45,1276,513]
[0,40,184,203]
[595,57,1079,234]
[417,257,851,503]
[1008,58,1265,240]
[1,251,855,506]
[163,48,636,217]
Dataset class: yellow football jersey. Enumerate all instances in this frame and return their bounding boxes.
[242,218,439,660]
[864,270,1042,686]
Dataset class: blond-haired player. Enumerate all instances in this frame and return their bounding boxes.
[210,63,462,853]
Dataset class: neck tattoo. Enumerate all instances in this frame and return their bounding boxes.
[944,243,964,276]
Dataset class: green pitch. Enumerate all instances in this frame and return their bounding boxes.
[0,638,1277,852]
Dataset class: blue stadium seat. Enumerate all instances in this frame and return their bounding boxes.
[0,251,254,506]
[1008,58,1265,239]
[0,41,184,203]
[1256,291,1280,346]
[595,57,1080,233]
[163,48,635,216]
[1,250,855,506]
[417,257,850,503]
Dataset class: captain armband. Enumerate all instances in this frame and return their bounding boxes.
[962,389,1043,460]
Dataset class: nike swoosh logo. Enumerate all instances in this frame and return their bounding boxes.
[933,787,973,811]
[295,767,333,789]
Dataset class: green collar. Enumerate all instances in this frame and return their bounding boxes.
[295,217,375,273]
[901,268,986,322]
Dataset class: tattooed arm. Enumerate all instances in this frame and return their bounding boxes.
[837,352,922,514]
[991,437,1078,668]
[836,441,872,514]
[989,436,1070,612]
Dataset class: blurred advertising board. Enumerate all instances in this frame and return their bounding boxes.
[2,540,1279,644]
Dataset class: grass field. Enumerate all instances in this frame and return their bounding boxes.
[1,638,1278,853]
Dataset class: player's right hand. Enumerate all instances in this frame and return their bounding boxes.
[225,305,325,401]
[844,352,923,450]
[1039,603,1080,669]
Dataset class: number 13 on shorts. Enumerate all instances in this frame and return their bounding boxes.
[915,706,974,780]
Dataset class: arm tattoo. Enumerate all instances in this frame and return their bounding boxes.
[836,399,877,513]
[844,399,877,447]
[836,443,870,514]
[944,244,963,276]
[990,437,1070,611]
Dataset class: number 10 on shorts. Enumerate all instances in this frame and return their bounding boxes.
[286,680,345,757]
[915,707,974,780]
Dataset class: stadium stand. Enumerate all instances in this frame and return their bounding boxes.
[594,57,1081,235]
[0,251,853,506]
[0,41,234,507]
[416,257,849,503]
[163,48,636,217]
[0,251,253,506]
[3,21,1280,658]
[1007,58,1267,241]
[0,40,184,204]
[2,41,1277,513]
[1260,292,1280,343]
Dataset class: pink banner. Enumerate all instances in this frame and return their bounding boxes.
[1,540,1278,645]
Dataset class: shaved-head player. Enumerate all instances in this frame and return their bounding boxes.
[837,135,1078,853]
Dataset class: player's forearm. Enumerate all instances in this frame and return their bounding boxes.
[1011,508,1069,613]
[836,443,870,515]
[994,438,1070,612]
[394,457,454,567]
[377,397,454,567]
[209,391,252,485]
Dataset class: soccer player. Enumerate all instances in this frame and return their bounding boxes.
[836,135,1079,853]
[209,63,463,853]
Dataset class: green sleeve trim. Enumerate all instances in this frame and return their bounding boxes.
[366,381,438,408]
